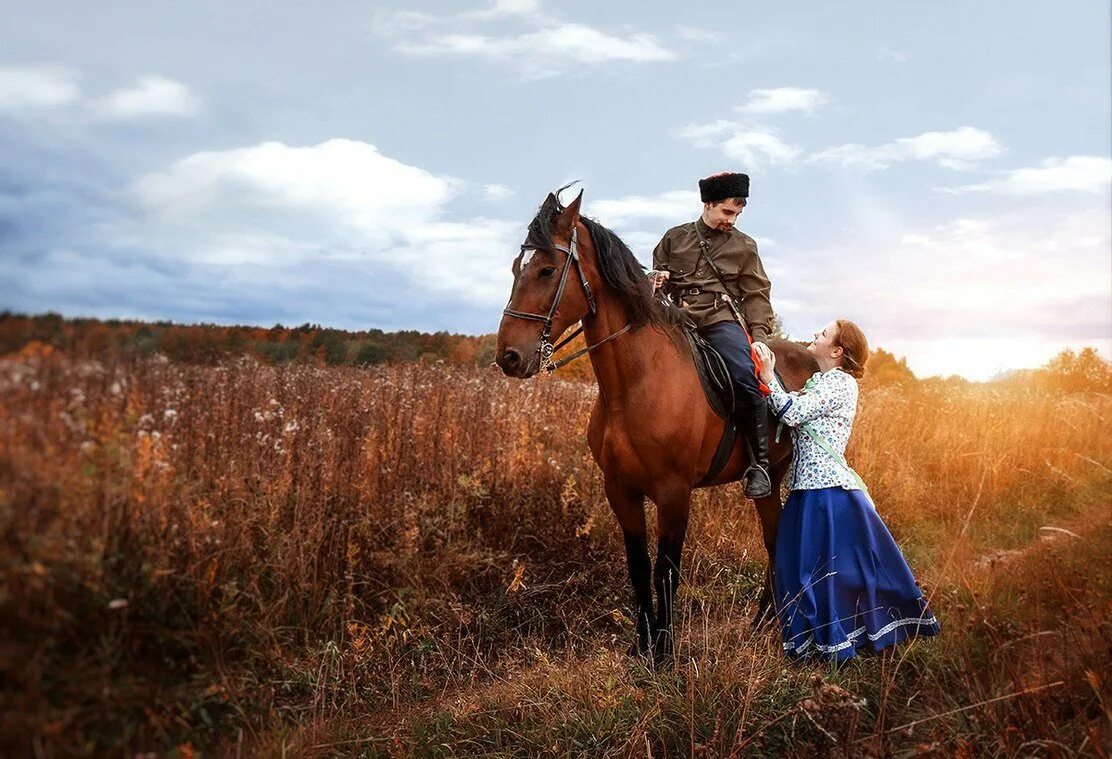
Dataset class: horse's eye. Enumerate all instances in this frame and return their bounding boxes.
[539,267,557,278]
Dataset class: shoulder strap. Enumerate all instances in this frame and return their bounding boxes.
[797,422,870,495]
[693,222,746,324]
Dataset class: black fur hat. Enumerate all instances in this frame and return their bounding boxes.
[699,172,750,202]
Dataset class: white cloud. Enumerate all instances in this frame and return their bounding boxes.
[775,207,1110,379]
[399,24,675,69]
[722,130,800,164]
[810,126,1004,171]
[679,119,800,166]
[943,156,1112,195]
[876,45,910,63]
[0,65,80,111]
[127,139,519,305]
[483,183,514,201]
[739,87,828,115]
[463,0,543,20]
[382,2,674,75]
[96,75,202,119]
[676,26,720,42]
[676,89,822,165]
[592,190,701,227]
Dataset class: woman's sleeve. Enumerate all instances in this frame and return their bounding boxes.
[767,373,854,428]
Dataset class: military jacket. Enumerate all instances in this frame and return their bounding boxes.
[651,217,774,342]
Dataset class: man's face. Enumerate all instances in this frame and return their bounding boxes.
[703,198,746,231]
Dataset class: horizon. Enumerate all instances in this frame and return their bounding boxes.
[1,1,1109,382]
[6,309,1101,383]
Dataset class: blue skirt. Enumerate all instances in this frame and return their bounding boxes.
[774,487,940,662]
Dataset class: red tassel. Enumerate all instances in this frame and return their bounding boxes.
[751,344,771,396]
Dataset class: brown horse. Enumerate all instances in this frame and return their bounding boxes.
[496,189,817,662]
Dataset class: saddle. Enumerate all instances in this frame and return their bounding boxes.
[682,325,740,487]
[684,326,735,420]
[683,323,789,488]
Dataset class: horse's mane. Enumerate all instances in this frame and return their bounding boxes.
[525,186,691,338]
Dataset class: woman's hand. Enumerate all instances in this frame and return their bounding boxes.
[753,341,777,383]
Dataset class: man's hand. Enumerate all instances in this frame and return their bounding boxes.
[648,269,670,292]
[752,341,777,383]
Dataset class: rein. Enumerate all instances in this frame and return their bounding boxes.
[502,226,632,373]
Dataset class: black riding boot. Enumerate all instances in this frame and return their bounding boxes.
[740,403,773,499]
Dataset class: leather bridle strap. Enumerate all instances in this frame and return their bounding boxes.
[543,322,631,372]
[501,226,630,372]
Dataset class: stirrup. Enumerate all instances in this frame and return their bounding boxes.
[744,463,772,498]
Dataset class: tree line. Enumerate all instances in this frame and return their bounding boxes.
[2,311,1107,390]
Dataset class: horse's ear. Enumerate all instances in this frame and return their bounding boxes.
[554,189,583,238]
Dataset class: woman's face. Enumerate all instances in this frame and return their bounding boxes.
[808,320,844,366]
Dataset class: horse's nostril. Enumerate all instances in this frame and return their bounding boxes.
[499,347,522,372]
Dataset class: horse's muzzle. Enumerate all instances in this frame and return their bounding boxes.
[495,346,540,378]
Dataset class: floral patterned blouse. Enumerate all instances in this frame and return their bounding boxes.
[767,367,862,491]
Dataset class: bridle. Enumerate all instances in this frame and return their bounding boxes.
[502,226,631,373]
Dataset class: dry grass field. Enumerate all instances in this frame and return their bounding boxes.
[1,344,1110,756]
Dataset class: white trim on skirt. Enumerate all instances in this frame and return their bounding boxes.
[783,614,939,655]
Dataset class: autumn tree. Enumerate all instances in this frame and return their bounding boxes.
[864,348,917,386]
[1037,347,1112,393]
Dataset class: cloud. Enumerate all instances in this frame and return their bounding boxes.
[592,190,700,227]
[398,25,675,69]
[125,138,519,306]
[482,183,515,201]
[943,156,1112,195]
[95,75,202,119]
[462,0,543,21]
[0,66,200,123]
[774,206,1110,379]
[382,1,675,75]
[0,64,80,111]
[678,120,800,165]
[810,126,1004,171]
[721,130,800,164]
[739,87,828,115]
[876,45,910,63]
[676,88,824,165]
[676,26,720,42]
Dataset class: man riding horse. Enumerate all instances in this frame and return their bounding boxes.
[649,172,774,499]
[496,184,814,662]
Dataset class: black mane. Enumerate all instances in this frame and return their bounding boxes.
[525,187,691,337]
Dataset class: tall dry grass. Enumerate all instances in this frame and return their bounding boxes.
[1,346,1109,755]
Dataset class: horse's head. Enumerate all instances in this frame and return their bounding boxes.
[496,189,597,378]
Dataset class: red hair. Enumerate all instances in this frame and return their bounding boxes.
[834,319,869,379]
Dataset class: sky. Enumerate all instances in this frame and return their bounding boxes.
[1,0,1109,380]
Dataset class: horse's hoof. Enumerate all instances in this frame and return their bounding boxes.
[627,640,651,659]
[651,630,675,666]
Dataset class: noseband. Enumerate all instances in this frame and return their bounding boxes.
[502,227,631,372]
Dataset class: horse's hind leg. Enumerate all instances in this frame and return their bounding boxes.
[752,458,788,629]
[652,485,692,664]
[604,477,653,657]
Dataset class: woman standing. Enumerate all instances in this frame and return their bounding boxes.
[753,321,940,662]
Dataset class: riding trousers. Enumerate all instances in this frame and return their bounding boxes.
[698,320,765,409]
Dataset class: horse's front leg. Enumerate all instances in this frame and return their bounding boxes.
[604,477,653,657]
[652,484,692,665]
